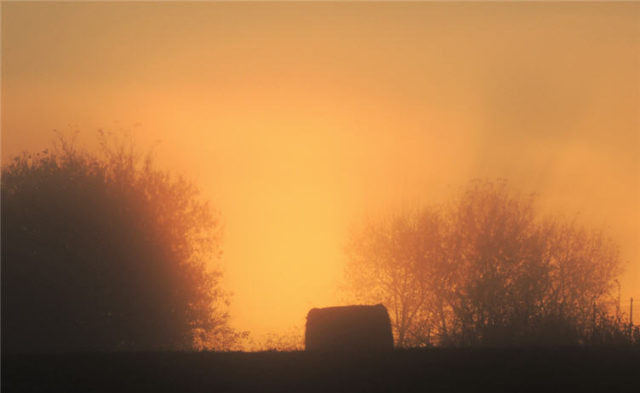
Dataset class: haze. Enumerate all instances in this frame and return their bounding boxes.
[2,2,638,338]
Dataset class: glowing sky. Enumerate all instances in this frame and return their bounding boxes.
[2,2,638,337]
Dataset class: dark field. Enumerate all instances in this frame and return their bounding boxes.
[3,348,639,393]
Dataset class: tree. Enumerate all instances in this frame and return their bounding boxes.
[344,208,444,347]
[345,179,625,347]
[1,134,245,352]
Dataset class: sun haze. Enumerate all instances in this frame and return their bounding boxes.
[2,2,638,339]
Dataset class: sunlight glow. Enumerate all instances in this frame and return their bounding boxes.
[2,2,638,340]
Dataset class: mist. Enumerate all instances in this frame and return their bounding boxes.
[2,2,638,338]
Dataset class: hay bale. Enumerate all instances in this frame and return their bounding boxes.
[305,304,394,351]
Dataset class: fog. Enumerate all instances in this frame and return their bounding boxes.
[2,2,638,337]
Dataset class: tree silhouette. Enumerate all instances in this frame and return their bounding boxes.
[1,134,244,352]
[345,179,626,347]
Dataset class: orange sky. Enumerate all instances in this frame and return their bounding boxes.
[2,2,639,338]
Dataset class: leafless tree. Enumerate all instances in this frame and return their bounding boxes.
[345,179,625,347]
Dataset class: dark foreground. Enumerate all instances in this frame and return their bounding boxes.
[3,348,639,393]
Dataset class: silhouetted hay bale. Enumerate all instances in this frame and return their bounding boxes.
[305,304,394,351]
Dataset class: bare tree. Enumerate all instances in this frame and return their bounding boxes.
[344,179,625,347]
[345,208,444,347]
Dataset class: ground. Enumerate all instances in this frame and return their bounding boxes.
[3,348,639,392]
